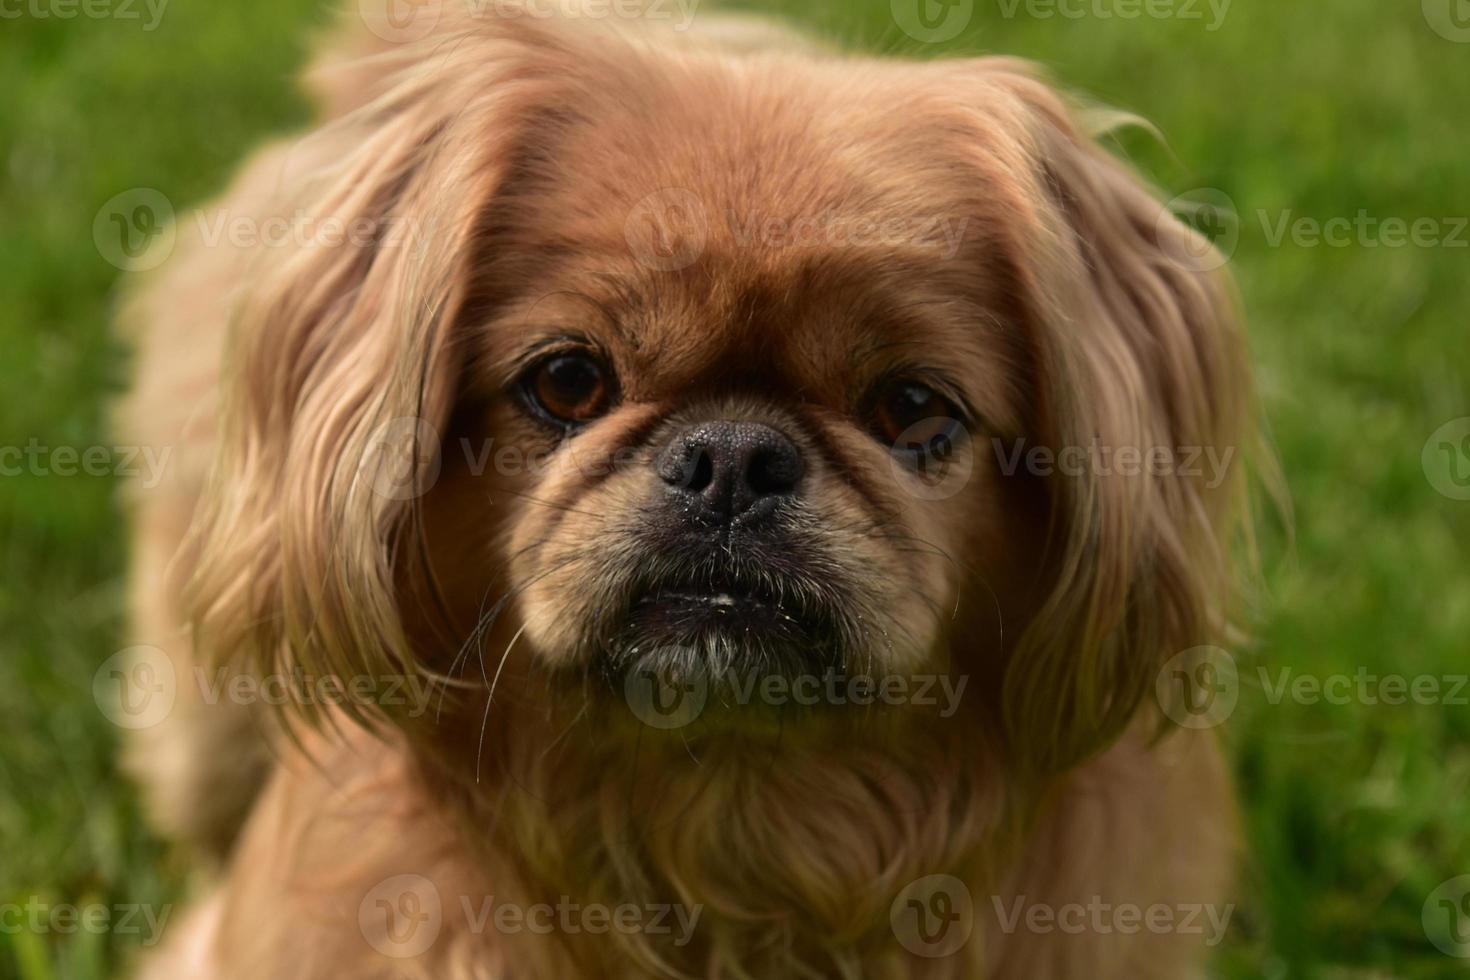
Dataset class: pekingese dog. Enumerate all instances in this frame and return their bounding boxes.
[117,2,1256,977]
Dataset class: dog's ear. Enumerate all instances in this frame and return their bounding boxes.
[943,60,1256,773]
[185,11,566,726]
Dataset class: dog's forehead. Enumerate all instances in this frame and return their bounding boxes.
[545,61,974,245]
[483,57,1024,419]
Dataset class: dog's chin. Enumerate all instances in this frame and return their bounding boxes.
[608,577,842,678]
[579,564,875,731]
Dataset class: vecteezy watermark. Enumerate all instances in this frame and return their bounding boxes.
[1160,190,1470,265]
[1425,875,1470,958]
[189,207,430,252]
[890,875,974,957]
[193,667,434,716]
[358,875,703,958]
[991,438,1236,489]
[93,646,436,729]
[359,0,701,45]
[625,192,975,273]
[1174,199,1470,262]
[0,899,172,946]
[990,895,1234,947]
[1258,666,1470,708]
[0,439,172,488]
[891,0,975,43]
[94,193,440,272]
[1156,646,1238,729]
[624,663,971,730]
[0,0,168,30]
[1155,654,1470,725]
[725,211,972,260]
[992,0,1230,31]
[1258,210,1469,250]
[1423,417,1470,501]
[372,428,657,500]
[1423,0,1470,42]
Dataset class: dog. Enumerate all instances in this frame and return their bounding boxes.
[116,2,1256,976]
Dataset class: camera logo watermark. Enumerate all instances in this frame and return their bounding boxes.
[1160,188,1238,272]
[363,416,443,501]
[360,874,443,958]
[1425,875,1470,958]
[93,646,177,730]
[1423,0,1470,42]
[624,659,710,730]
[891,0,973,43]
[890,874,974,957]
[625,188,710,272]
[890,419,974,501]
[1423,417,1470,501]
[1156,646,1238,729]
[93,188,176,272]
[359,0,440,42]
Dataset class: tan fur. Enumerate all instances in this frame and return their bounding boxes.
[118,3,1254,976]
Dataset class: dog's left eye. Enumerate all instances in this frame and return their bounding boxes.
[868,378,964,450]
[521,351,614,427]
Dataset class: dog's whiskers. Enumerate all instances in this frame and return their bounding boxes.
[475,621,528,784]
[434,551,581,721]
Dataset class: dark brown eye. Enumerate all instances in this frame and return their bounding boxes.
[870,378,962,451]
[523,352,612,426]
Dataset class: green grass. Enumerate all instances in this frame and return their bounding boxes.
[3,0,1469,977]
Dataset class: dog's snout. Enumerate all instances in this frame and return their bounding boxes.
[657,421,804,521]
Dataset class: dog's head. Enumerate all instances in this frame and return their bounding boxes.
[188,5,1252,775]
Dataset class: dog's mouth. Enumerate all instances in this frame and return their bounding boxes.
[598,562,845,683]
[631,572,794,634]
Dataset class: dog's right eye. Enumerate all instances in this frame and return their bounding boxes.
[867,378,963,448]
[521,351,614,427]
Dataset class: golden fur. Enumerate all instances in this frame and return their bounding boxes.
[118,3,1255,977]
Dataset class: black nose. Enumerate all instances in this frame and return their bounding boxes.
[656,421,804,522]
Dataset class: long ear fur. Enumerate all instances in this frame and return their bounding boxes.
[948,60,1258,774]
[185,9,568,728]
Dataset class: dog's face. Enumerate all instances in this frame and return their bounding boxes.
[190,12,1249,773]
[400,54,1064,734]
[448,119,1043,700]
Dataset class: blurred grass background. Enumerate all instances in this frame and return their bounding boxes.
[2,0,1468,977]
